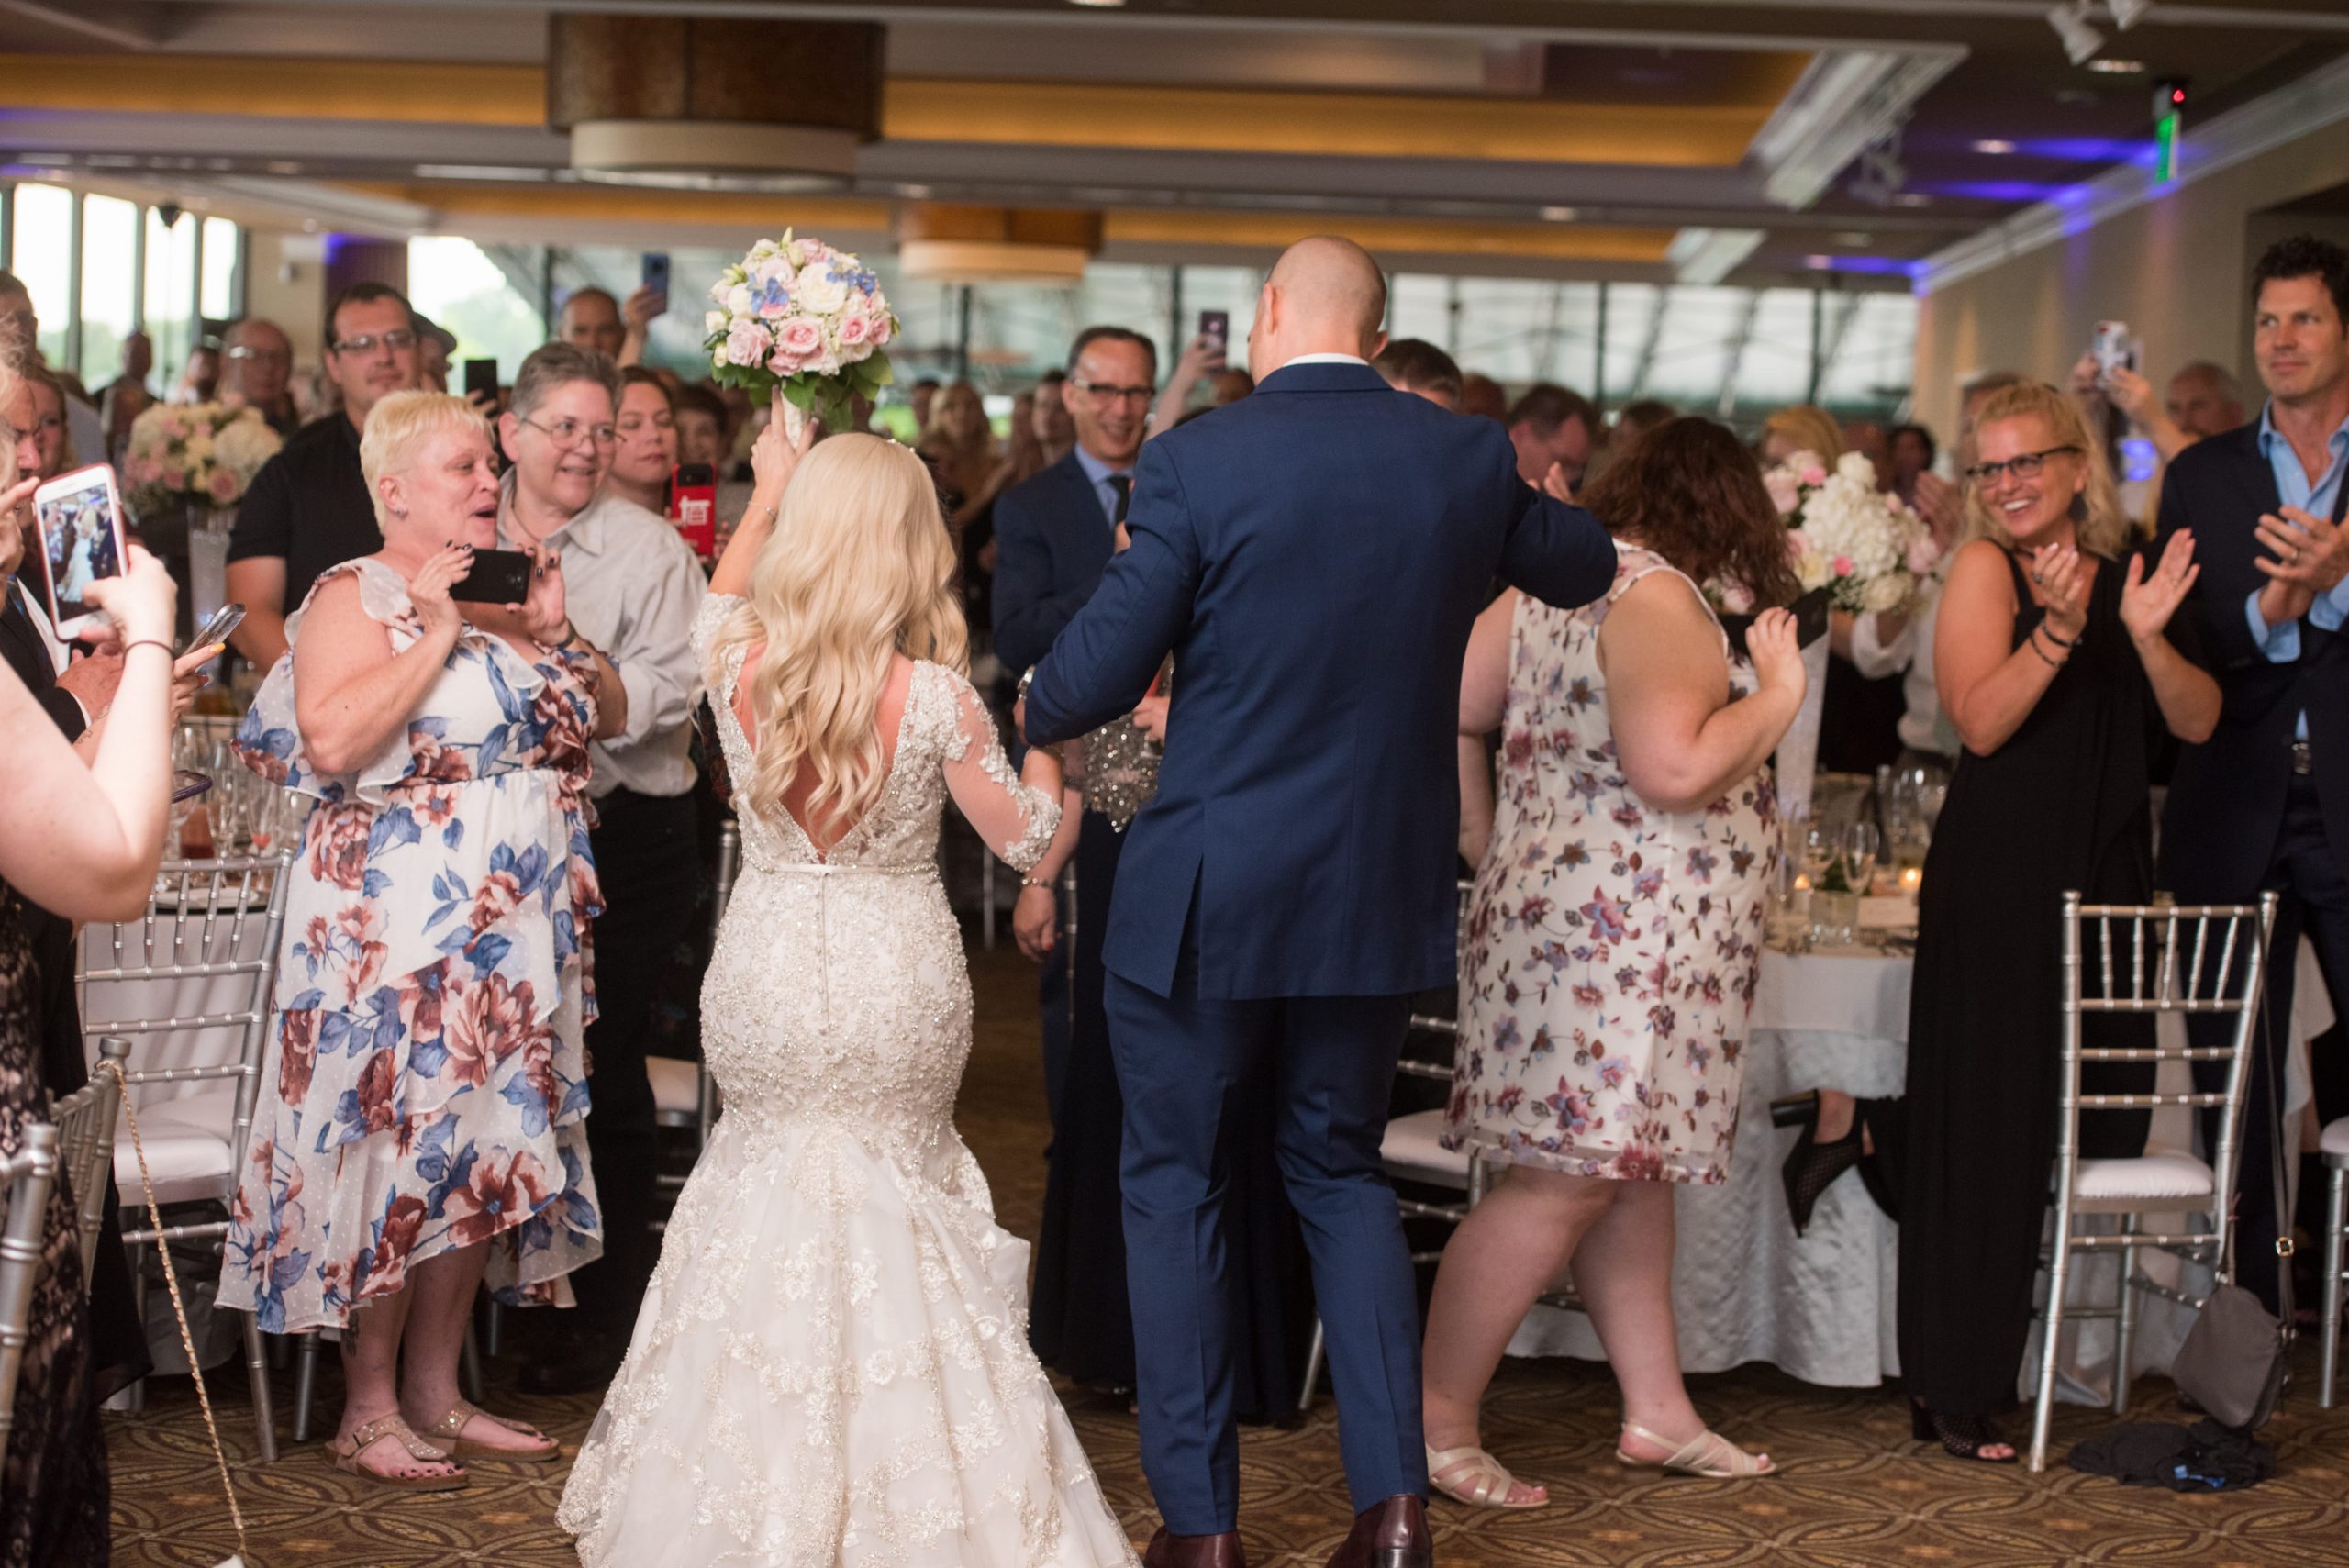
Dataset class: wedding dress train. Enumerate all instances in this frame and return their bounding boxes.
[559,595,1139,1567]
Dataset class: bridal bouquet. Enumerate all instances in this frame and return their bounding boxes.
[122,402,283,515]
[703,230,898,431]
[1762,450,1937,616]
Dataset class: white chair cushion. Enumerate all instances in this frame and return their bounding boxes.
[2074,1145,2214,1205]
[1382,1107,1472,1190]
[649,1056,700,1118]
[2321,1117,2349,1159]
[114,1118,231,1207]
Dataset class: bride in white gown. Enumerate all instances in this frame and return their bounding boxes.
[559,423,1137,1568]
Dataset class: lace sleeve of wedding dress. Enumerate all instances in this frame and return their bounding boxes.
[937,667,1063,873]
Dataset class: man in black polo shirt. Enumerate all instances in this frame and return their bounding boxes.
[225,282,421,669]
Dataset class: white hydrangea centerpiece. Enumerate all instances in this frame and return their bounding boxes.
[123,402,283,517]
[703,230,899,433]
[1763,448,1938,617]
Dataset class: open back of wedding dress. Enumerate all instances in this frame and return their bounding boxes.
[559,595,1139,1568]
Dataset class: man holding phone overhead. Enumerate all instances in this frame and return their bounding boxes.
[495,341,707,1395]
[226,281,422,668]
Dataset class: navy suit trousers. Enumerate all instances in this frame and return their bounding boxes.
[1104,937,1424,1531]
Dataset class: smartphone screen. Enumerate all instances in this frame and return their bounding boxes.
[641,251,672,304]
[450,548,534,605]
[33,464,127,637]
[1198,309,1229,353]
[462,358,499,400]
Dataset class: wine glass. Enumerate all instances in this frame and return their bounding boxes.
[1843,821,1881,895]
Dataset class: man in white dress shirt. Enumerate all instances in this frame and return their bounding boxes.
[496,342,707,1391]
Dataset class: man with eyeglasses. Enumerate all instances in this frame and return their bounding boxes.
[0,269,106,481]
[225,282,421,667]
[496,341,707,1395]
[220,317,298,434]
[2160,233,2349,1316]
[991,326,1156,1138]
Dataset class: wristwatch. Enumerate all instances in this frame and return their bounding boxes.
[1016,667,1036,705]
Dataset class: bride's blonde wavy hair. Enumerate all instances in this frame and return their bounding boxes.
[705,433,968,836]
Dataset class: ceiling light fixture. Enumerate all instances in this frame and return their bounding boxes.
[2087,58,2146,74]
[1974,139,2017,155]
[2108,0,2154,28]
[2047,3,2106,67]
[1539,206,1579,223]
[1893,192,1932,207]
[1067,0,1127,6]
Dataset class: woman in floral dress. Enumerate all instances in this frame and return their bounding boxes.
[225,393,623,1488]
[1421,418,1809,1507]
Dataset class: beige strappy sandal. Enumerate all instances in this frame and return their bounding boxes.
[1426,1442,1549,1509]
[421,1396,561,1462]
[328,1415,469,1490]
[1615,1421,1775,1478]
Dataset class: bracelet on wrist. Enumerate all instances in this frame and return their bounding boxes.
[2027,632,2066,669]
[1020,874,1054,889]
[2037,623,2079,649]
[119,638,173,661]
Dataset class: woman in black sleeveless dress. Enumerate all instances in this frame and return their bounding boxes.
[1782,384,2219,1462]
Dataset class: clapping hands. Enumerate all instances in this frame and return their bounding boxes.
[2120,529,2200,644]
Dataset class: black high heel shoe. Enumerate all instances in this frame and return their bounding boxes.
[1774,1091,1862,1237]
[1909,1397,2018,1464]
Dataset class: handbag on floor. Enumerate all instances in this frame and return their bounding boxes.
[104,1062,251,1566]
[2169,1011,2293,1431]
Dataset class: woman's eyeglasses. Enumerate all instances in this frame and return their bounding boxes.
[1964,445,2081,485]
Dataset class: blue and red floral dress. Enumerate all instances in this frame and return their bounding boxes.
[223,558,605,1332]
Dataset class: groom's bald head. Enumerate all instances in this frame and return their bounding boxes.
[1252,236,1389,371]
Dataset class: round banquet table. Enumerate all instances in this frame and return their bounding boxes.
[1505,936,2332,1399]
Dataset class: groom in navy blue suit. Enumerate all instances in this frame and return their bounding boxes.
[1024,238,1616,1568]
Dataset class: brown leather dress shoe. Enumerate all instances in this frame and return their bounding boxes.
[1141,1525,1248,1567]
[1324,1494,1432,1568]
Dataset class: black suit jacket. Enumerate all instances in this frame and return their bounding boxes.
[990,452,1117,677]
[2156,421,2349,899]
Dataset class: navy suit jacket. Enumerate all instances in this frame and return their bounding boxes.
[1023,361,1617,1001]
[2156,420,2349,900]
[991,451,1117,678]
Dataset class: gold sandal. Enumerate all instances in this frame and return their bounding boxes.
[1615,1421,1775,1478]
[328,1415,468,1490]
[422,1396,561,1462]
[1426,1442,1549,1509]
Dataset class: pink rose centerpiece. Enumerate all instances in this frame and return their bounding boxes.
[122,401,283,518]
[703,231,898,433]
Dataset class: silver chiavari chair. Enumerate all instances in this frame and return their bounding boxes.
[47,1036,132,1285]
[79,851,294,1461]
[2026,891,2277,1472]
[0,1124,60,1442]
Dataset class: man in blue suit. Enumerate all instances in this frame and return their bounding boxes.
[1023,238,1617,1568]
[994,325,1157,1119]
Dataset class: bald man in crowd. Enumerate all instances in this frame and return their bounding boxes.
[220,317,298,433]
[1023,236,1615,1568]
[558,284,662,368]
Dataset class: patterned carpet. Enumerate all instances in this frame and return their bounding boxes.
[106,941,2349,1567]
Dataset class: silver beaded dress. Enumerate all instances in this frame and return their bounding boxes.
[560,595,1138,1568]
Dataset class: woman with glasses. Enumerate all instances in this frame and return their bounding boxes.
[1778,382,2217,1462]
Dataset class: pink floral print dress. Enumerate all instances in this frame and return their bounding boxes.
[1442,542,1777,1184]
[222,558,605,1332]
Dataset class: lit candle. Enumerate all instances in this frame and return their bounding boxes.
[1900,865,1922,894]
[1793,873,1811,892]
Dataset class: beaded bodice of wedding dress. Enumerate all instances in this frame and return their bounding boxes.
[559,595,1138,1568]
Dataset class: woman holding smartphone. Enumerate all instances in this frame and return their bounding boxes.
[224,390,625,1488]
[0,371,181,1563]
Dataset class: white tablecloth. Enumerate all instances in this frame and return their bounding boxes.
[1507,939,2332,1396]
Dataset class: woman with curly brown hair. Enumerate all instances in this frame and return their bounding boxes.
[1423,417,1809,1507]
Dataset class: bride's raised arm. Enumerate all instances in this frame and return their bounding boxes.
[941,671,1063,873]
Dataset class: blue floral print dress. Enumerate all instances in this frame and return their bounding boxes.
[222,558,605,1332]
[1443,543,1777,1184]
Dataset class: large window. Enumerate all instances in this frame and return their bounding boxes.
[145,207,198,382]
[77,194,139,386]
[10,183,73,368]
[200,216,240,322]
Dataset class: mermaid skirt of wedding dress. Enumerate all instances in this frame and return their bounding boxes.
[557,1104,1141,1567]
